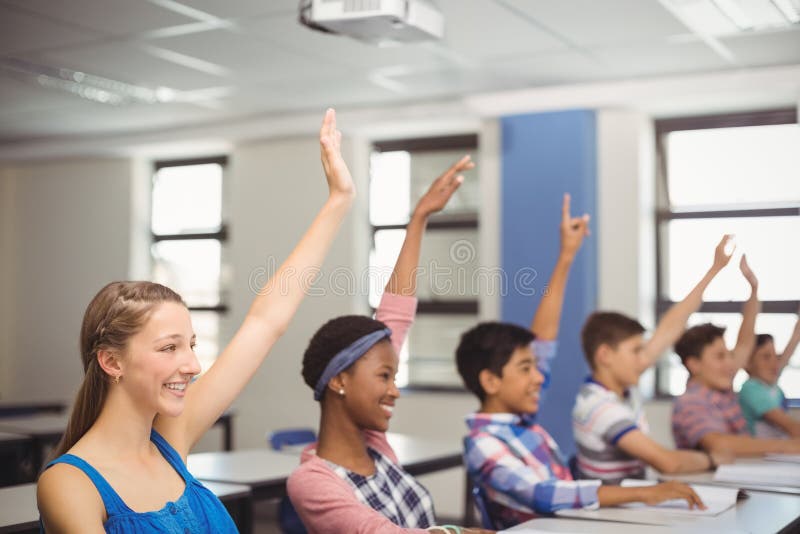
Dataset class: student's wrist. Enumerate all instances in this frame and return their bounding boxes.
[705,451,716,469]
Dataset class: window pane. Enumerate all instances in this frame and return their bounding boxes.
[190,311,219,374]
[666,124,800,209]
[409,150,479,216]
[369,229,406,308]
[152,163,222,234]
[664,217,800,301]
[152,239,221,306]
[657,312,800,396]
[399,314,477,388]
[417,229,480,302]
[370,151,410,226]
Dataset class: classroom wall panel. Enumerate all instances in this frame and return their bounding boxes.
[500,110,598,457]
[4,158,132,401]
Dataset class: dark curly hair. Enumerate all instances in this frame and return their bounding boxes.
[674,323,726,367]
[455,322,535,402]
[302,315,389,393]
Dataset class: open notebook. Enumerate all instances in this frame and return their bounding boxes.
[553,479,744,526]
[764,453,800,464]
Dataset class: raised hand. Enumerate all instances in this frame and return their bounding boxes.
[413,154,474,219]
[712,234,735,272]
[319,108,355,200]
[739,254,758,289]
[560,193,590,259]
[640,481,706,510]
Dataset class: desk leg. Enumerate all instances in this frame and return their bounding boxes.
[223,418,233,451]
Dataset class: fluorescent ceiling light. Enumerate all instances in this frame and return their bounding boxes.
[661,0,799,35]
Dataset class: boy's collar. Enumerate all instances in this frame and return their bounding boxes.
[466,411,538,429]
[586,374,630,398]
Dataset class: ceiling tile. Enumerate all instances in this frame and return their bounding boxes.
[4,0,193,37]
[721,29,800,67]
[0,76,89,114]
[0,5,104,55]
[593,40,728,78]
[152,27,351,84]
[435,0,567,60]
[486,50,610,86]
[177,0,297,19]
[503,0,692,46]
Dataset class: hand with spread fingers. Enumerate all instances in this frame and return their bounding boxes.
[413,154,474,219]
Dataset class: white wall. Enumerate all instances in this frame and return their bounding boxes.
[222,134,362,449]
[1,158,133,402]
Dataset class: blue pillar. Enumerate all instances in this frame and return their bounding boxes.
[501,110,598,456]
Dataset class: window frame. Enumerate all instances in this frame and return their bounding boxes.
[370,134,479,393]
[654,108,800,398]
[151,155,229,315]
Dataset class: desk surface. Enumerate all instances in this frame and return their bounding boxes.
[0,432,30,445]
[187,432,462,490]
[507,490,800,534]
[0,484,37,534]
[0,415,69,439]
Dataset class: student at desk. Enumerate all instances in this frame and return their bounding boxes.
[37,109,355,533]
[287,156,489,534]
[739,312,800,438]
[456,196,703,531]
[671,259,800,456]
[572,236,736,484]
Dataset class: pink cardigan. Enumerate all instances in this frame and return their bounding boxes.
[286,292,429,534]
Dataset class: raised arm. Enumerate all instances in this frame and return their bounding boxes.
[157,109,356,453]
[384,155,473,297]
[641,235,734,368]
[732,255,760,370]
[530,194,589,341]
[779,308,800,374]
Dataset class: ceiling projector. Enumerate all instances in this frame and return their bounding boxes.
[299,0,444,45]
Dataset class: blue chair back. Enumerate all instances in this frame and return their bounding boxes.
[472,484,494,530]
[268,428,316,451]
[267,428,316,534]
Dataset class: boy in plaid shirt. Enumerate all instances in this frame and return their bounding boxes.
[456,195,704,530]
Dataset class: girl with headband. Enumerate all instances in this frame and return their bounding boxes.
[37,109,354,533]
[287,155,490,533]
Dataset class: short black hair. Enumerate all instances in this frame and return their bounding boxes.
[455,322,535,402]
[302,315,388,392]
[674,323,726,367]
[580,311,645,370]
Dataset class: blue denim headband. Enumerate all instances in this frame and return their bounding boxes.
[313,327,392,401]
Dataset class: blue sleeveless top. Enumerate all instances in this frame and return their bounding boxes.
[43,429,237,533]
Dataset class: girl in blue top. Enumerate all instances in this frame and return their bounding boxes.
[37,109,356,533]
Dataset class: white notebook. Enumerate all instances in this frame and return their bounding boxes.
[714,462,800,487]
[764,453,800,464]
[554,479,742,525]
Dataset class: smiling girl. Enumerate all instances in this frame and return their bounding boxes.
[37,109,355,533]
[287,156,489,534]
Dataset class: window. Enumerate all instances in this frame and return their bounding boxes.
[655,109,800,397]
[151,157,228,373]
[369,135,479,389]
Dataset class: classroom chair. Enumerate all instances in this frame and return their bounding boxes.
[471,483,494,530]
[266,428,316,534]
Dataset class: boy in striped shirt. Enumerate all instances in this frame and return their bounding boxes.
[456,195,703,530]
[572,236,737,484]
[672,261,800,456]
